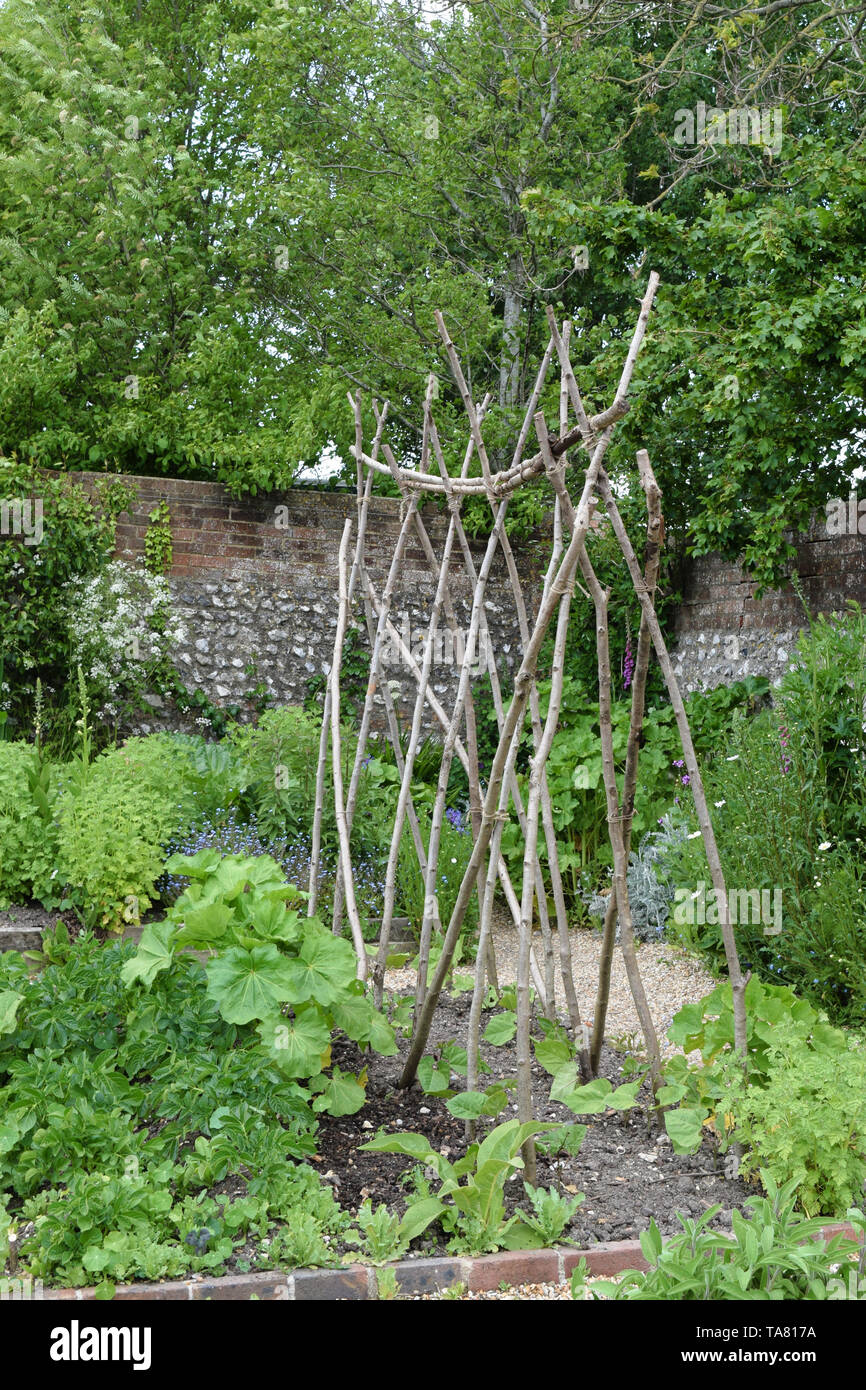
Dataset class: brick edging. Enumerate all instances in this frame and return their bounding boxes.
[34,1224,863,1300]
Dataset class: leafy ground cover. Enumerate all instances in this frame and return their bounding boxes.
[0,936,753,1293]
[2,914,864,1296]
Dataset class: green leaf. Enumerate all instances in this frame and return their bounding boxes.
[445,1091,490,1120]
[500,1218,548,1250]
[0,990,23,1035]
[282,933,358,1006]
[606,1080,640,1111]
[440,1041,469,1075]
[206,944,299,1024]
[664,1107,706,1154]
[257,1007,331,1078]
[359,1131,438,1161]
[483,1014,517,1046]
[655,1082,688,1106]
[534,1035,572,1073]
[310,1067,366,1117]
[418,1055,452,1095]
[399,1197,447,1243]
[173,901,233,947]
[639,1219,663,1265]
[164,848,222,879]
[328,995,397,1055]
[0,1123,21,1154]
[553,1075,614,1114]
[120,920,176,989]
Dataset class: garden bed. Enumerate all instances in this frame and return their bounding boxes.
[314,990,755,1252]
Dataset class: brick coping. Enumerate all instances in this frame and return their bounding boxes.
[36,1224,861,1300]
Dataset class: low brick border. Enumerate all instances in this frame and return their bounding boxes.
[39,1242,649,1301]
[32,1223,863,1300]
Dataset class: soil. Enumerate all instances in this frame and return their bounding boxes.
[313,988,755,1250]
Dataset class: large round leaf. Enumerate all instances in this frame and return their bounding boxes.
[310,1066,366,1117]
[206,944,299,1024]
[282,934,358,1006]
[120,921,176,989]
[257,1007,331,1078]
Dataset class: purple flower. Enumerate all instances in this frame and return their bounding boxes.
[623,633,635,691]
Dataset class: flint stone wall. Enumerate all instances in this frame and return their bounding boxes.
[71,472,547,733]
[670,512,866,693]
[70,475,866,722]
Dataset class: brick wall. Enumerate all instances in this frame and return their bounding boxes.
[67,473,866,714]
[69,472,546,730]
[671,513,866,692]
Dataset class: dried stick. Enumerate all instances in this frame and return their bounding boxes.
[538,409,664,1084]
[516,549,576,1184]
[399,424,618,1087]
[591,449,663,1070]
[350,399,631,497]
[399,275,659,1085]
[309,399,382,917]
[465,716,527,1132]
[596,469,748,1056]
[364,582,548,1006]
[427,411,554,1009]
[331,395,395,932]
[584,564,663,1090]
[330,518,367,978]
[435,322,558,1015]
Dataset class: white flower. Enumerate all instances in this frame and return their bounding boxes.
[687,830,702,840]
[714,800,726,808]
[818,841,832,852]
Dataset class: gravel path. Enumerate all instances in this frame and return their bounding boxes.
[416,1273,620,1301]
[386,923,717,1059]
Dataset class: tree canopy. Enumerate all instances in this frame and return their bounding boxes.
[1,0,865,579]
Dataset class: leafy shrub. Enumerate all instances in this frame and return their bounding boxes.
[662,708,866,1022]
[360,1118,570,1254]
[727,1020,866,1217]
[662,979,866,1215]
[122,850,396,1113]
[778,600,866,842]
[230,705,391,860]
[586,813,687,942]
[395,805,478,938]
[0,741,62,907]
[62,559,185,727]
[159,812,388,932]
[576,1173,866,1300]
[55,737,197,928]
[506,675,769,910]
[159,733,253,822]
[0,458,132,745]
[0,932,356,1288]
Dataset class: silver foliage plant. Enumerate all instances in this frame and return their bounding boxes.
[586,814,688,943]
